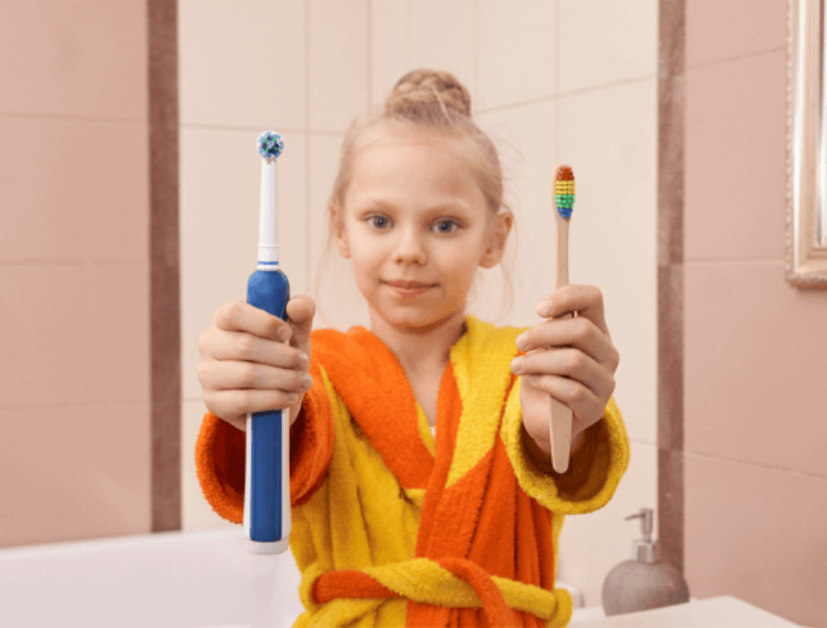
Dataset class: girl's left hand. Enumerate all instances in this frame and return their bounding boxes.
[511,284,620,454]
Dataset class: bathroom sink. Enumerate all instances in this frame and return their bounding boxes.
[0,526,583,627]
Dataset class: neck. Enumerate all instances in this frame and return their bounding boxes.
[369,308,468,374]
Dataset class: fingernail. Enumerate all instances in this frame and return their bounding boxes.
[538,300,552,317]
[287,393,299,402]
[510,357,524,373]
[301,373,313,389]
[298,352,308,362]
[279,327,291,342]
[515,333,528,351]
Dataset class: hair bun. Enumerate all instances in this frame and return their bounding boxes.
[386,69,472,119]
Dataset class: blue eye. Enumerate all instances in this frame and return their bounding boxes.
[434,220,459,233]
[367,216,389,229]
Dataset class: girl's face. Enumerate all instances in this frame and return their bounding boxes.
[335,126,508,332]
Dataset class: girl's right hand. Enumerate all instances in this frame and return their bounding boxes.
[197,295,316,432]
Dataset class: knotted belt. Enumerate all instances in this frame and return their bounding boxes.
[299,557,573,627]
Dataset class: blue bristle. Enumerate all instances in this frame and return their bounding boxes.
[257,131,284,159]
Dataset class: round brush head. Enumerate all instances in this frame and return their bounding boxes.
[554,165,575,218]
[257,131,284,159]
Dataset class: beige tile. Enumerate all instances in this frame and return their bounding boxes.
[180,128,307,401]
[370,0,409,106]
[685,452,827,626]
[685,52,787,262]
[558,0,658,94]
[0,117,148,262]
[410,0,477,107]
[179,0,306,130]
[558,439,657,608]
[0,0,147,120]
[181,400,238,531]
[687,0,788,68]
[477,0,555,111]
[557,80,659,446]
[0,401,151,548]
[309,0,369,132]
[685,261,827,477]
[0,265,149,407]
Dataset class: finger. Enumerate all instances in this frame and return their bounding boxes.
[200,358,312,393]
[285,294,316,355]
[205,326,309,370]
[520,317,618,369]
[519,347,614,400]
[538,285,610,338]
[521,373,605,431]
[215,300,293,343]
[207,388,303,429]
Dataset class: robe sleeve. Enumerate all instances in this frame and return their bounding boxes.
[194,358,335,524]
[500,378,630,515]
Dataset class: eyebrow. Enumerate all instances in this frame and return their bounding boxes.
[356,198,471,216]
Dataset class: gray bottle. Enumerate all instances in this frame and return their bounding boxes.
[601,508,690,616]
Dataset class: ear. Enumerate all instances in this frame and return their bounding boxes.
[479,210,513,269]
[330,202,351,259]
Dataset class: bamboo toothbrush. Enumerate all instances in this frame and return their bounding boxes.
[244,131,292,554]
[549,164,576,473]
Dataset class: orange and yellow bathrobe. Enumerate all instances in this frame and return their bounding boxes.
[196,314,630,627]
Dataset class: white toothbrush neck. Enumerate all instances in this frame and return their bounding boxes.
[258,157,279,269]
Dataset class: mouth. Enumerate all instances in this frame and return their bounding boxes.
[384,281,436,296]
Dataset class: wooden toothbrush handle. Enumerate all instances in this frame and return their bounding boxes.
[550,211,572,473]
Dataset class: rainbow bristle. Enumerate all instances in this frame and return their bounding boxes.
[555,166,575,218]
[257,131,284,159]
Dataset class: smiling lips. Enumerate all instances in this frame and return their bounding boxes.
[386,280,435,289]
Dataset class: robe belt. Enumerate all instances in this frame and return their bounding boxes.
[305,557,573,627]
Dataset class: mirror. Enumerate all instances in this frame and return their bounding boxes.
[788,0,827,287]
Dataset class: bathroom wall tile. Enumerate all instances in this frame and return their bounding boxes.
[0,117,148,263]
[180,128,307,401]
[0,401,151,548]
[685,51,787,262]
[181,400,238,531]
[558,440,657,608]
[410,0,478,107]
[687,0,788,68]
[309,0,369,133]
[558,0,658,95]
[477,0,555,111]
[370,0,409,106]
[685,261,827,477]
[557,80,659,446]
[685,452,827,626]
[0,265,149,408]
[0,0,147,120]
[179,0,306,130]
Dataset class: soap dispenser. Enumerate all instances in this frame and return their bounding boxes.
[601,508,690,616]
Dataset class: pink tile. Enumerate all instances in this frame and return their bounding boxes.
[0,401,151,548]
[0,0,147,120]
[687,0,788,67]
[685,261,827,477]
[685,51,788,262]
[0,265,150,408]
[0,117,148,262]
[685,452,827,627]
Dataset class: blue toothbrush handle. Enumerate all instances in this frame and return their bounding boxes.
[244,267,291,554]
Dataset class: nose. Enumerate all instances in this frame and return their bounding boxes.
[392,225,427,265]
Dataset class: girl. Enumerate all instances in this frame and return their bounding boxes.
[196,69,629,628]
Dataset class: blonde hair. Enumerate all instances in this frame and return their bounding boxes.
[314,69,519,329]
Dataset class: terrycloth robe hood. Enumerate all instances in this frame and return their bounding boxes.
[196,314,630,627]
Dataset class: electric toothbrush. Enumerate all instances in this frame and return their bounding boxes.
[244,131,291,554]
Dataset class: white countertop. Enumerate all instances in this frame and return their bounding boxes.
[569,595,806,627]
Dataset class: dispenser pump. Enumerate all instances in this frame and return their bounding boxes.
[601,507,690,616]
[627,508,658,563]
